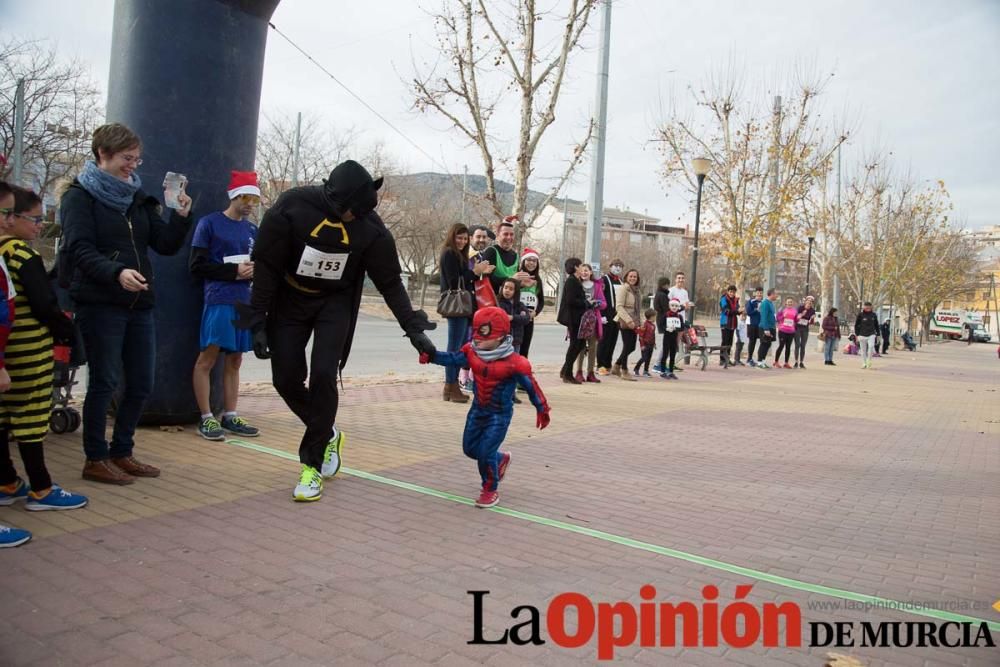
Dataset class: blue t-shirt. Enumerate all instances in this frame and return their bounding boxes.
[191,211,258,305]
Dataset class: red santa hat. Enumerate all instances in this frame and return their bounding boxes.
[227,171,261,199]
[520,247,539,263]
[472,306,511,342]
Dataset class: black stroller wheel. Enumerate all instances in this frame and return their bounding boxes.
[67,408,82,433]
[49,408,71,434]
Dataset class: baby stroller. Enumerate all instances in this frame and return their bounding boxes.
[900,331,917,352]
[49,312,85,435]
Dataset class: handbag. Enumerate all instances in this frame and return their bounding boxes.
[437,277,474,318]
[818,331,827,341]
[474,277,498,310]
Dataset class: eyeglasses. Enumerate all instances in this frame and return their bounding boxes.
[0,207,12,218]
[121,154,143,166]
[14,213,46,225]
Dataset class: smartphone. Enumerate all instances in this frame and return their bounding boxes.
[163,172,187,209]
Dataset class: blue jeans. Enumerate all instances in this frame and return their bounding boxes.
[823,336,837,362]
[445,316,469,384]
[76,305,156,460]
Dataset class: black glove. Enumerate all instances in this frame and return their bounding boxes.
[408,331,436,357]
[252,329,271,360]
[403,309,437,357]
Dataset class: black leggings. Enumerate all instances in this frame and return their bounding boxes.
[747,324,760,359]
[757,330,775,361]
[0,429,52,492]
[616,329,637,368]
[634,346,654,373]
[794,327,810,362]
[520,321,535,358]
[269,288,352,470]
[662,332,679,371]
[774,331,794,364]
[561,337,588,377]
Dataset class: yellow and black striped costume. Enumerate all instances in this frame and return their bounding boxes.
[0,238,54,444]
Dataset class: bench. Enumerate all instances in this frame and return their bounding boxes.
[682,324,726,371]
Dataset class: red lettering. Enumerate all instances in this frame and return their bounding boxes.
[660,602,699,647]
[763,602,802,647]
[597,602,638,659]
[547,593,595,648]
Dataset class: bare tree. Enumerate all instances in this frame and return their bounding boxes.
[254,112,360,207]
[0,39,103,198]
[655,64,848,296]
[412,0,596,238]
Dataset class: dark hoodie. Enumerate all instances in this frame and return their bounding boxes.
[248,160,422,367]
[653,286,671,333]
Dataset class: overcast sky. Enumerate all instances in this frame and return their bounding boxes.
[4,0,999,229]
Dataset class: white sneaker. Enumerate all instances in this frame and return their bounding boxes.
[758,361,770,369]
[293,465,323,502]
[321,430,345,479]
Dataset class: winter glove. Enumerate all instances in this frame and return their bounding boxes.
[536,410,550,430]
[419,352,432,364]
[404,309,437,356]
[251,329,271,360]
[232,303,270,359]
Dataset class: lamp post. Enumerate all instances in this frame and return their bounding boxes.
[804,230,815,298]
[689,156,711,324]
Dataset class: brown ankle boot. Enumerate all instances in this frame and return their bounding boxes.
[82,460,135,485]
[585,372,601,383]
[443,383,452,401]
[112,456,160,478]
[448,382,469,403]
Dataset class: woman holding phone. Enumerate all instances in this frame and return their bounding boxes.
[59,123,193,485]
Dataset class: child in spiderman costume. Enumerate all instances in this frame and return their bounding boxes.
[420,306,550,508]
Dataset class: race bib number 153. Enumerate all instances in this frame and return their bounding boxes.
[296,246,348,280]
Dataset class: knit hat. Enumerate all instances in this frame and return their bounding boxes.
[669,298,681,311]
[472,306,510,342]
[227,171,260,199]
[520,247,539,263]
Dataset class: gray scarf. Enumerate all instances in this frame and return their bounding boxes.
[473,336,515,362]
[77,160,141,213]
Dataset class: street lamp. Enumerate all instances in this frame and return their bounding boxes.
[804,229,816,299]
[689,157,711,324]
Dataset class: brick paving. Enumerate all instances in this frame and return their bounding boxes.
[1,341,998,666]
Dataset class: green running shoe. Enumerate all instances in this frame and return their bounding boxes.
[321,430,345,479]
[293,465,323,502]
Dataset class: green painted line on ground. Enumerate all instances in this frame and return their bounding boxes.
[225,438,999,631]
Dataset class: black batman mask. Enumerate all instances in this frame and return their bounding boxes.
[321,160,384,218]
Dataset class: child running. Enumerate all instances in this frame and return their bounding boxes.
[420,307,550,508]
[633,308,657,377]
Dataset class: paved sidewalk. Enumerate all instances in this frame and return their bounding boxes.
[1,342,998,666]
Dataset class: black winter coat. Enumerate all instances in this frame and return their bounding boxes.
[653,288,671,334]
[854,310,880,337]
[557,275,588,333]
[59,181,192,309]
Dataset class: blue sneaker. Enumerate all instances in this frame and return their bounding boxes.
[25,485,88,512]
[651,364,664,374]
[0,478,29,506]
[221,415,260,437]
[0,523,31,548]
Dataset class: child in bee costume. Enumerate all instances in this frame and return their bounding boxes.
[419,306,550,508]
[236,160,436,502]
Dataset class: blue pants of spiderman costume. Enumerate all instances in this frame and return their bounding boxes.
[421,312,550,495]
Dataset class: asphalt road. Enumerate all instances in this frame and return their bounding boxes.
[237,313,574,383]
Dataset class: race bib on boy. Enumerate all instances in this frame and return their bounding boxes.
[223,254,251,264]
[296,246,348,280]
[666,317,681,331]
[521,292,538,309]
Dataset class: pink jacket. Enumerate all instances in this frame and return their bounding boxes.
[777,307,798,334]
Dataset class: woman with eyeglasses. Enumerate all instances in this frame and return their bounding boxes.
[59,123,192,485]
[0,186,88,514]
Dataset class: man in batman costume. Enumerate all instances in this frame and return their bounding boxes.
[236,160,436,502]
